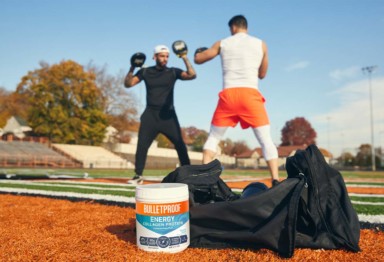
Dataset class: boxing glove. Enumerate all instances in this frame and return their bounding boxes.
[130,52,146,68]
[172,40,188,57]
[194,47,208,56]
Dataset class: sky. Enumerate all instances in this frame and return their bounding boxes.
[1,0,384,157]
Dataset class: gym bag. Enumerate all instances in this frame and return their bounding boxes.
[187,144,360,258]
[161,159,240,206]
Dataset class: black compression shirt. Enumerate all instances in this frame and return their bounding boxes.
[136,66,183,110]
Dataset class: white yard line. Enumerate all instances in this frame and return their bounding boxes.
[349,193,384,198]
[347,184,384,188]
[1,187,384,223]
[0,188,136,203]
[351,201,384,206]
[35,180,134,187]
[358,214,384,224]
[0,180,135,192]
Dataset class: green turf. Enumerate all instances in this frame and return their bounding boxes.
[340,171,384,179]
[2,168,384,216]
[346,182,384,186]
[2,167,383,179]
[350,196,384,203]
[353,204,384,215]
[0,168,274,179]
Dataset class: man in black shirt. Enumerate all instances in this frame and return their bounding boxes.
[124,44,196,184]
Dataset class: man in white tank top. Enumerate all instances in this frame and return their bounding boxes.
[194,15,279,186]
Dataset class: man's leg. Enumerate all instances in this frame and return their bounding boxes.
[203,149,216,164]
[202,125,228,164]
[160,112,190,166]
[252,125,279,185]
[130,110,158,183]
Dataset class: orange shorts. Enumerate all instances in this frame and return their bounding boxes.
[211,87,270,129]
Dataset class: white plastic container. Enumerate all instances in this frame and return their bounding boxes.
[135,183,189,253]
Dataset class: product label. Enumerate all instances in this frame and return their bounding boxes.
[139,235,188,248]
[136,201,189,235]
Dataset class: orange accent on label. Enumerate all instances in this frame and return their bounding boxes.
[136,201,189,216]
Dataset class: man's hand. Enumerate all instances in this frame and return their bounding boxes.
[172,40,188,58]
[194,47,208,56]
[194,41,220,64]
[130,52,146,68]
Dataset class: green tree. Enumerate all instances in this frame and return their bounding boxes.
[355,144,377,168]
[156,134,173,148]
[16,60,107,145]
[191,132,208,152]
[280,117,317,146]
[339,152,356,166]
[183,126,208,152]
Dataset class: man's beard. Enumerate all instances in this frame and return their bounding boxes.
[156,60,167,68]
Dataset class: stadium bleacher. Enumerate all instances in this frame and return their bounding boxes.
[52,144,133,169]
[0,141,81,167]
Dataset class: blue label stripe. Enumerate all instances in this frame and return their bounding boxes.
[136,212,189,235]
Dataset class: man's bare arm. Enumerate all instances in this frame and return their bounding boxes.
[124,66,141,87]
[180,56,196,80]
[194,41,221,64]
[259,41,269,79]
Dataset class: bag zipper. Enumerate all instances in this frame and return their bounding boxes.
[300,149,334,237]
[177,168,222,183]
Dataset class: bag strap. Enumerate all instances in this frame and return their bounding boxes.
[284,174,307,257]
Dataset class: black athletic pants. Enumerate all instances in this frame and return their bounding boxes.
[135,108,190,175]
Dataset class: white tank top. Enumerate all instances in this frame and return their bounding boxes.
[220,32,263,89]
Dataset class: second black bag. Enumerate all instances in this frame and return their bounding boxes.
[161,159,240,206]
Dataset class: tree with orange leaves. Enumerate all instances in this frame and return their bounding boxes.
[15,60,107,145]
[280,117,317,146]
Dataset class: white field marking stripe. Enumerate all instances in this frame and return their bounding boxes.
[34,180,131,186]
[0,188,136,203]
[41,181,134,188]
[1,188,384,223]
[347,184,384,188]
[0,175,163,183]
[0,179,134,187]
[349,193,384,198]
[231,190,384,199]
[351,201,384,206]
[358,214,384,224]
[21,180,135,188]
[2,180,384,198]
[0,181,135,192]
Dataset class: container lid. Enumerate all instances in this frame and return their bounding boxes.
[136,183,188,201]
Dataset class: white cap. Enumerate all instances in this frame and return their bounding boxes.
[154,45,170,54]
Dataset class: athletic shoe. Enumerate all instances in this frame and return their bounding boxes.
[272,179,280,187]
[128,175,143,185]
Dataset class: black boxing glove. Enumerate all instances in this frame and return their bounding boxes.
[194,47,208,56]
[172,40,188,58]
[130,52,146,68]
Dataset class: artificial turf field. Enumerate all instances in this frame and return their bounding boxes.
[0,168,383,261]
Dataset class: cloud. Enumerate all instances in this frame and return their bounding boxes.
[329,66,360,81]
[312,77,384,156]
[285,61,310,72]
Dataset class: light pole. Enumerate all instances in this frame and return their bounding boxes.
[362,65,378,171]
